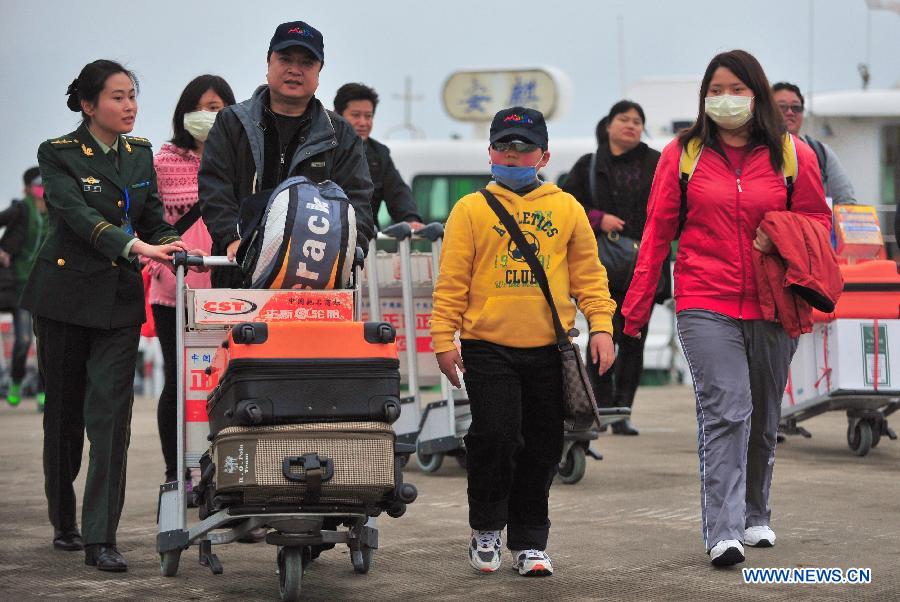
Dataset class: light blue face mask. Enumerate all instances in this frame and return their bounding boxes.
[491,156,544,191]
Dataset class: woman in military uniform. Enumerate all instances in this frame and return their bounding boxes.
[22,59,191,572]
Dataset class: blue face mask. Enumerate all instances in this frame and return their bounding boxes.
[491,157,543,191]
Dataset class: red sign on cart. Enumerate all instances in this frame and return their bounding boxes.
[193,289,354,325]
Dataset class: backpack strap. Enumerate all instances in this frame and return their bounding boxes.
[781,133,798,211]
[677,138,704,235]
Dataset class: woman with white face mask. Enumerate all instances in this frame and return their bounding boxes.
[621,50,831,566]
[148,75,235,488]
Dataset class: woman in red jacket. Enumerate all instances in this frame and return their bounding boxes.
[622,50,831,567]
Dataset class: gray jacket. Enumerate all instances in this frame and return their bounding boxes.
[804,135,856,204]
[199,85,374,285]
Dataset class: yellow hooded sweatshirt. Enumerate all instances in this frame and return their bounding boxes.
[431,182,616,354]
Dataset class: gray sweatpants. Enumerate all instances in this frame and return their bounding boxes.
[676,310,797,551]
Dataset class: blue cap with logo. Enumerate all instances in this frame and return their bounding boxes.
[269,21,324,64]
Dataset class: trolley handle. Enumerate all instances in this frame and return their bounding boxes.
[380,222,413,241]
[413,222,444,242]
[377,221,445,242]
[172,252,237,268]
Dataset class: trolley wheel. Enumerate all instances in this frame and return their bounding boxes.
[159,549,181,577]
[351,545,375,574]
[558,445,587,484]
[417,452,444,473]
[278,546,304,602]
[869,419,882,448]
[454,450,468,471]
[847,419,873,457]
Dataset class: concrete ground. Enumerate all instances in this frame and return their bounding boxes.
[0,385,897,601]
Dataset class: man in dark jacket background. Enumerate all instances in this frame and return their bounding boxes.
[199,20,375,288]
[334,83,423,231]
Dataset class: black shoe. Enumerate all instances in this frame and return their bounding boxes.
[84,544,128,572]
[53,528,84,551]
[611,419,640,436]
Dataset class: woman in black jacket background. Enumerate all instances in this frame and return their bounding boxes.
[562,100,662,436]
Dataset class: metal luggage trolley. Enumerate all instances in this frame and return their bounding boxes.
[780,319,900,457]
[156,252,417,601]
[364,222,471,473]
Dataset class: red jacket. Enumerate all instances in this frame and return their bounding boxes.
[623,135,832,336]
[753,212,843,337]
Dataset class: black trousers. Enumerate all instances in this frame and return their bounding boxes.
[36,316,139,545]
[460,339,564,551]
[151,304,179,481]
[586,289,650,408]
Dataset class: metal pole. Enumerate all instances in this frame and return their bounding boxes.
[398,238,419,406]
[175,263,186,529]
[367,238,381,321]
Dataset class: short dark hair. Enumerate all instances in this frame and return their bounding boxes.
[607,100,646,125]
[679,49,787,173]
[333,83,379,116]
[595,116,610,146]
[66,59,139,124]
[23,166,40,187]
[170,74,236,151]
[772,81,805,107]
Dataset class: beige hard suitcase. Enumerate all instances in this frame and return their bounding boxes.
[212,421,396,507]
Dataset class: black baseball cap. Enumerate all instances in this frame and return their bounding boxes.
[269,21,324,64]
[489,107,548,150]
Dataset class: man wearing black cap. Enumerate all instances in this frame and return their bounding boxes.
[1,166,48,410]
[199,20,374,288]
[431,107,616,577]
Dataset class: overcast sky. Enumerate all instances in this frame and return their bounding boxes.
[1,0,898,202]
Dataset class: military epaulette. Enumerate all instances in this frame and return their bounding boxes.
[123,135,152,147]
[48,137,80,148]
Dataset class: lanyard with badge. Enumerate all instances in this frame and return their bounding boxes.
[121,186,134,235]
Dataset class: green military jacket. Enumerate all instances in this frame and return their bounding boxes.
[21,123,179,329]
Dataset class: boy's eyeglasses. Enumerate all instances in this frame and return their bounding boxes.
[777,103,804,115]
[491,142,539,153]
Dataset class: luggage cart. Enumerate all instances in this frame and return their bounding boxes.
[156,252,417,601]
[557,406,632,485]
[781,319,900,457]
[366,222,471,473]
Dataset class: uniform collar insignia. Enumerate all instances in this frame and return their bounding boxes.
[123,139,132,153]
[81,144,94,157]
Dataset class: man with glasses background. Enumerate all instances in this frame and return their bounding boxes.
[772,82,856,203]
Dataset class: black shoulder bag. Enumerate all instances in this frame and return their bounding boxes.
[481,189,602,431]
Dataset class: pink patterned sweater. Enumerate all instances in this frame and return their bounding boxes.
[148,143,212,306]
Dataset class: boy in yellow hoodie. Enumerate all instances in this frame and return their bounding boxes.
[431,107,616,576]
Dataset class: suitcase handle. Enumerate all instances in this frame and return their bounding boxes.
[282,454,334,483]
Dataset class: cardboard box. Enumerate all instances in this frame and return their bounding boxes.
[782,332,820,409]
[834,204,884,259]
[813,319,899,395]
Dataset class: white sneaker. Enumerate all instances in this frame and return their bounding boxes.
[468,530,502,573]
[709,539,745,566]
[744,525,776,548]
[511,549,554,576]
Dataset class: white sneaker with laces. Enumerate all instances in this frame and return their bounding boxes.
[468,530,502,573]
[510,549,554,576]
[744,525,776,547]
[709,539,745,566]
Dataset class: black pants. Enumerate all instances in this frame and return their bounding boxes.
[461,339,564,551]
[586,289,650,408]
[36,316,139,545]
[151,304,178,481]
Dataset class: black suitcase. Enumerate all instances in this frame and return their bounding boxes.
[205,321,402,437]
